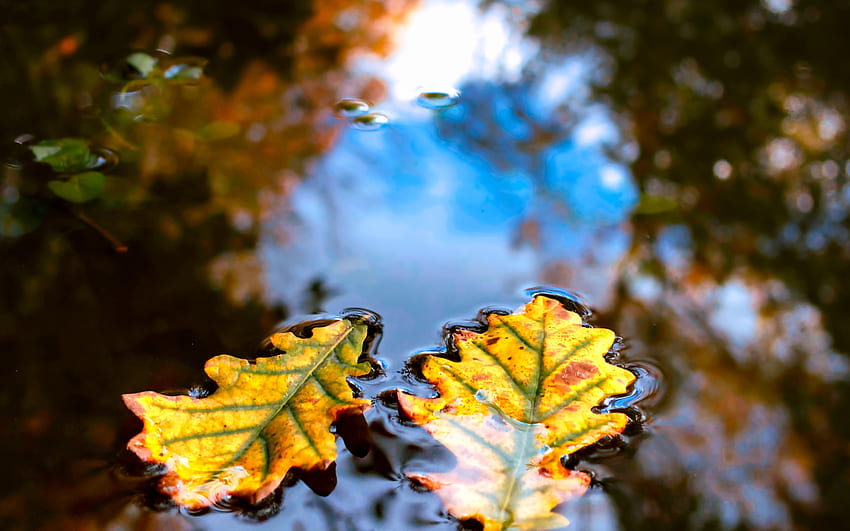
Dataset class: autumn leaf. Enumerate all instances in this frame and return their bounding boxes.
[397,296,636,530]
[122,318,375,509]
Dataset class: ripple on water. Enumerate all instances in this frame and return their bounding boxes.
[525,285,591,317]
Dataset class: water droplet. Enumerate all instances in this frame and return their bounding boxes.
[188,385,213,399]
[333,98,370,118]
[415,88,461,110]
[474,389,490,402]
[350,112,389,131]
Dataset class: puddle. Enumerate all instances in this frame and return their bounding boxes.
[2,0,850,529]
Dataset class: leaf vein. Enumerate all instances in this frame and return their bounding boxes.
[311,374,345,404]
[548,415,620,449]
[194,323,354,482]
[442,415,513,464]
[288,405,321,457]
[164,426,255,445]
[539,337,594,382]
[499,320,539,353]
[536,378,605,422]
[156,401,279,413]
[466,340,531,405]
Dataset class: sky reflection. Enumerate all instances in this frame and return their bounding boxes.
[5,0,850,528]
[261,83,637,359]
[142,0,850,528]
[249,3,847,525]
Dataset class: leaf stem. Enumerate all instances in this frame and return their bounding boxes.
[70,208,128,253]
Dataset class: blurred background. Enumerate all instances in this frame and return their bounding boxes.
[2,0,850,529]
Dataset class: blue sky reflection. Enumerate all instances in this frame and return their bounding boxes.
[261,98,638,358]
[256,1,641,358]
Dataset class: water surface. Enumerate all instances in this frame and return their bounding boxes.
[2,0,850,529]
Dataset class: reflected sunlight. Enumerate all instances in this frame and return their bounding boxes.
[379,0,536,100]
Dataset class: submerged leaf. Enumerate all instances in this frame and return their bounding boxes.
[47,171,105,203]
[397,296,636,530]
[122,319,374,509]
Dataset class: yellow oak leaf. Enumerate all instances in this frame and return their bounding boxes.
[122,318,373,509]
[397,296,636,530]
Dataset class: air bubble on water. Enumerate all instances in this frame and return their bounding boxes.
[351,112,389,131]
[333,98,370,118]
[415,88,461,110]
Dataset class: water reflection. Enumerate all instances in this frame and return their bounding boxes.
[261,118,536,356]
[3,0,850,528]
[250,0,850,527]
[259,104,636,356]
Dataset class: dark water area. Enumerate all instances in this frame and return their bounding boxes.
[2,0,850,529]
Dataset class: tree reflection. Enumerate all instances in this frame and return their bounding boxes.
[0,0,418,528]
[492,0,850,528]
[514,0,850,344]
[3,0,850,529]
